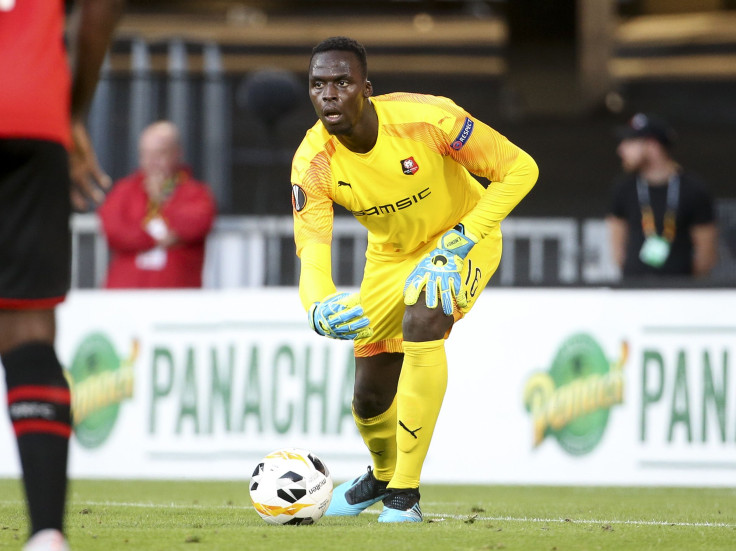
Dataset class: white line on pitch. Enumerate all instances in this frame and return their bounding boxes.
[0,500,733,528]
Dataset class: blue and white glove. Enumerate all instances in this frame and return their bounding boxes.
[308,292,373,340]
[403,225,477,316]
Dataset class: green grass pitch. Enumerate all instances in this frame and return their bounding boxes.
[0,480,734,550]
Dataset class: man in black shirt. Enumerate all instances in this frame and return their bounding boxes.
[607,113,717,281]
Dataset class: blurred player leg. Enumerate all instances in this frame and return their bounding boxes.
[0,141,73,545]
[21,528,69,551]
[0,310,71,541]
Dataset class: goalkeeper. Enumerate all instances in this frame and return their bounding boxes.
[292,37,538,523]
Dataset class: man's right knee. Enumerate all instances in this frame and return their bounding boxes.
[353,353,402,419]
[353,387,395,419]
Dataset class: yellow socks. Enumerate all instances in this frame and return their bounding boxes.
[389,339,447,489]
[353,396,397,482]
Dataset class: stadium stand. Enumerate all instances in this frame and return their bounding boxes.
[75,1,736,287]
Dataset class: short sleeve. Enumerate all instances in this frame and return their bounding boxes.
[608,177,629,219]
[688,178,716,226]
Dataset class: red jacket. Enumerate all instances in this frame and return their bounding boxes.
[98,169,217,288]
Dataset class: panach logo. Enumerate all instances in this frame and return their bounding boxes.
[66,333,137,449]
[451,117,474,150]
[523,333,627,456]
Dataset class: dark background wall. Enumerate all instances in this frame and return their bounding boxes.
[104,0,736,219]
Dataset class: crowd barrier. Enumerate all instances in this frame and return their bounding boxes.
[1,287,734,486]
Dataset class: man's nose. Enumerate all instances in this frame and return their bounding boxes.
[322,83,337,99]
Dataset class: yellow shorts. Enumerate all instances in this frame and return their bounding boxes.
[354,226,502,357]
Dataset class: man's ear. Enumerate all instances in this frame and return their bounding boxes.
[364,80,373,98]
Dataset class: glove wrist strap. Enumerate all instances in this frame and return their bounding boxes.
[308,303,322,335]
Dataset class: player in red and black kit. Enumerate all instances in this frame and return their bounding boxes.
[0,1,123,549]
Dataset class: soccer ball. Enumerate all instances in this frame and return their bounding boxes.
[249,448,333,525]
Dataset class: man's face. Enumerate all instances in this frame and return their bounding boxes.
[308,50,370,136]
[617,137,649,173]
[139,129,179,183]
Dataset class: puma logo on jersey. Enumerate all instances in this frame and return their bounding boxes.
[338,180,352,188]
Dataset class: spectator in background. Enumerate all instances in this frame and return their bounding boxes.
[98,121,216,288]
[606,113,718,282]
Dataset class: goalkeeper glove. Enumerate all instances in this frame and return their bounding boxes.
[308,292,373,340]
[403,225,477,316]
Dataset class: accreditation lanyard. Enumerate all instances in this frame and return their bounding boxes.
[636,174,680,243]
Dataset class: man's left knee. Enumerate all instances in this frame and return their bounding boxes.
[402,301,453,342]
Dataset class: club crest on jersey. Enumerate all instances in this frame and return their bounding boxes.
[451,117,474,150]
[400,157,419,175]
[292,184,307,212]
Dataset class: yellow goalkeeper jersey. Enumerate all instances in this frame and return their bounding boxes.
[291,92,528,263]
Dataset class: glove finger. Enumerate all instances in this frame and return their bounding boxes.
[324,291,349,305]
[354,327,373,339]
[404,285,419,306]
[424,277,440,309]
[323,292,351,316]
[326,302,348,317]
[403,276,415,296]
[456,287,468,309]
[334,315,370,335]
[314,318,330,337]
[330,303,365,325]
[403,274,427,306]
[336,325,373,340]
[439,283,454,315]
[347,316,371,331]
[336,292,361,309]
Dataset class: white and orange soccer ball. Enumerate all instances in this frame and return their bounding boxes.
[249,448,333,525]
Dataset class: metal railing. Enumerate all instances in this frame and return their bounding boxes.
[71,214,621,289]
[78,209,736,288]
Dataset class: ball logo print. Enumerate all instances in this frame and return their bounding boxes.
[249,448,333,525]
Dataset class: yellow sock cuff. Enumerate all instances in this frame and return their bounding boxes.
[401,339,445,366]
[352,396,397,426]
[353,397,397,483]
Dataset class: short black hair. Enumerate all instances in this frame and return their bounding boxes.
[310,36,368,79]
